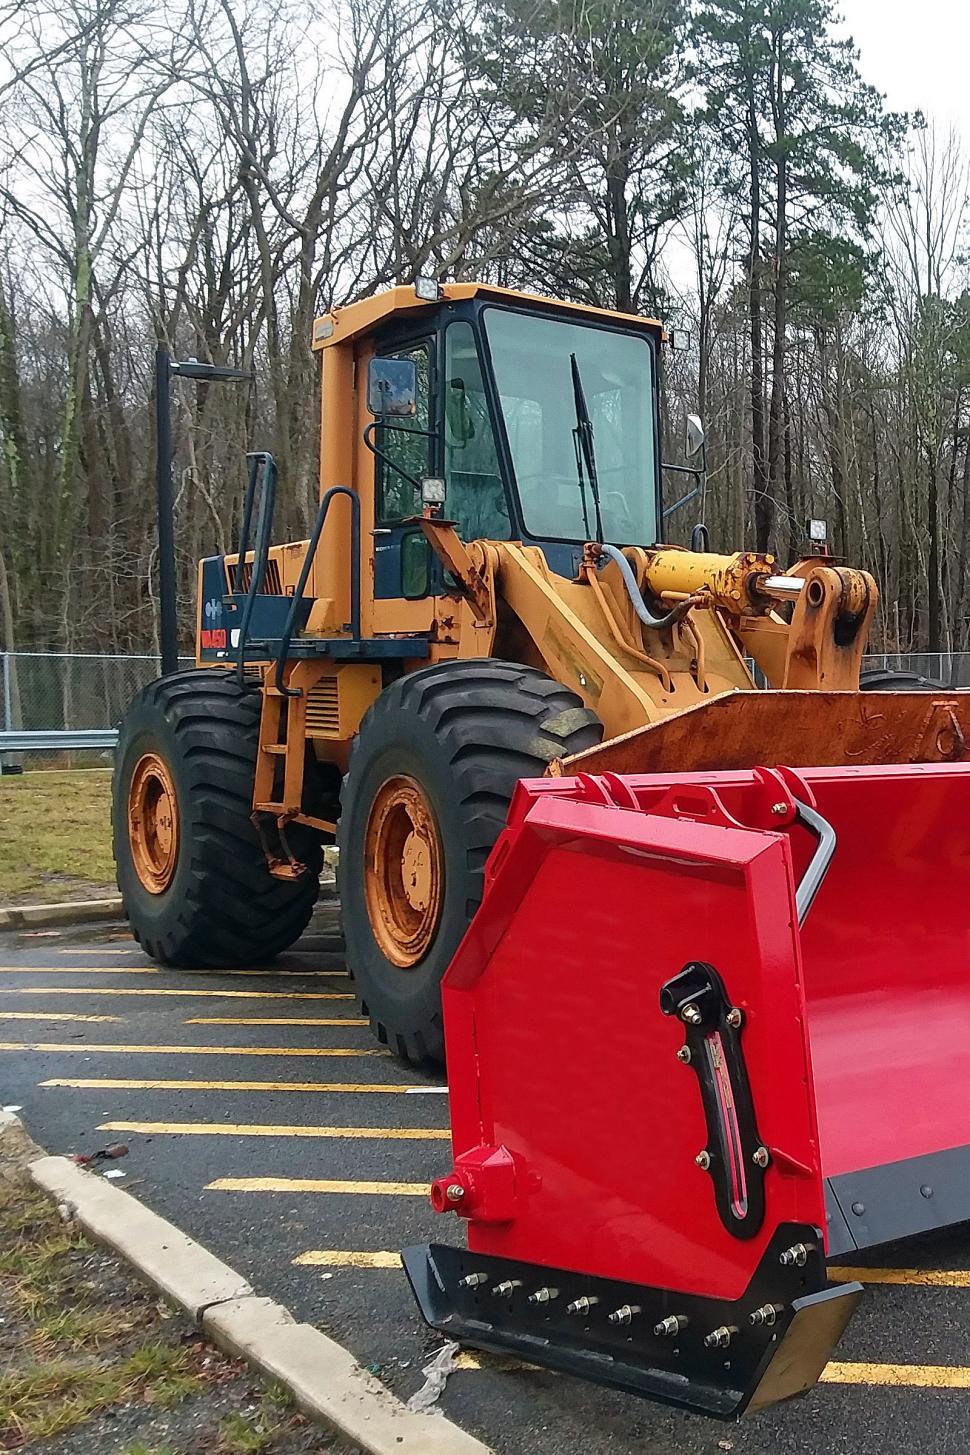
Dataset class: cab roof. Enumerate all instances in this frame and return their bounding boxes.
[311,282,664,351]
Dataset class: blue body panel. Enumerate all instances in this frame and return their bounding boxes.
[195,552,429,667]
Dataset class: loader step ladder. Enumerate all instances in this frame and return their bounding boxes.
[229,456,353,876]
[252,681,322,880]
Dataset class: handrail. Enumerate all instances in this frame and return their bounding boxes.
[234,452,261,580]
[234,452,278,686]
[274,486,361,696]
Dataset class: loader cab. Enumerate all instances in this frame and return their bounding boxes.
[365,290,664,593]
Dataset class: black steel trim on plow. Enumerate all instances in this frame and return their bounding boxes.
[825,1142,970,1256]
[659,961,767,1239]
[402,1228,862,1418]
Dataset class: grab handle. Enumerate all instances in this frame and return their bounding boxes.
[793,800,836,926]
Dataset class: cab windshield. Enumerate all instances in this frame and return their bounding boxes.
[483,308,658,544]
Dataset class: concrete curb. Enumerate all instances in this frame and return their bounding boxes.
[0,884,336,934]
[0,897,123,931]
[28,1151,493,1455]
[31,1156,254,1315]
[0,1108,46,1181]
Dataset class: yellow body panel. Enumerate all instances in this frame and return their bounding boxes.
[311,283,662,353]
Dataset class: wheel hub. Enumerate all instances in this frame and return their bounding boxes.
[128,752,180,894]
[363,776,443,967]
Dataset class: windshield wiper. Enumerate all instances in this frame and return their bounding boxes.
[570,353,604,544]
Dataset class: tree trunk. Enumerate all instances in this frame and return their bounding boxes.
[746,84,769,551]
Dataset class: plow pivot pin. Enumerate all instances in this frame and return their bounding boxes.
[704,1326,736,1349]
[681,1004,702,1025]
[749,1303,782,1327]
[608,1305,641,1325]
[726,1007,743,1028]
[752,1145,770,1168]
[695,1150,711,1170]
[566,1296,599,1316]
[458,1273,489,1288]
[654,1315,687,1337]
[676,1045,692,1063]
[445,1183,465,1201]
[771,801,788,815]
[528,1287,558,1304]
[492,1280,522,1297]
[779,1241,815,1267]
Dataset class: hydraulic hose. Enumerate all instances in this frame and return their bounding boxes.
[596,543,698,631]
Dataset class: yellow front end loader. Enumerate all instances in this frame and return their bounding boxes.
[115,280,966,1060]
[114,281,970,1416]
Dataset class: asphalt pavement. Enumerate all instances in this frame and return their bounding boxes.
[3,915,970,1454]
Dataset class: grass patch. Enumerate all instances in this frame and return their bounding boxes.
[0,1343,206,1441]
[0,767,114,905]
[215,1385,298,1454]
[0,1178,209,1444]
[0,1170,358,1453]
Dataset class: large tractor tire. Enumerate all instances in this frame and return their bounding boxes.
[113,670,321,966]
[337,660,603,1063]
[860,667,944,691]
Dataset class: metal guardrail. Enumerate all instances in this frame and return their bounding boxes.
[0,729,117,752]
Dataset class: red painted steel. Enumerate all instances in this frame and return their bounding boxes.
[434,762,970,1292]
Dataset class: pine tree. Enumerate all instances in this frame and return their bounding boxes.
[462,0,689,313]
[694,0,900,554]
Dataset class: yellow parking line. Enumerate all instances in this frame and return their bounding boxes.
[0,988,353,1001]
[454,1351,535,1373]
[207,1176,428,1195]
[0,966,349,978]
[0,1012,121,1023]
[295,1255,970,1290]
[0,966,165,974]
[43,1078,415,1093]
[98,1119,448,1141]
[294,1250,403,1268]
[184,1017,366,1026]
[821,1361,970,1387]
[830,1267,970,1288]
[449,1350,970,1390]
[0,1041,384,1058]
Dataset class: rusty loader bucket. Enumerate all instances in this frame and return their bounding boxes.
[403,761,970,1417]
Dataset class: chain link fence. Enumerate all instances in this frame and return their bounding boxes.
[1,653,194,768]
[2,649,970,767]
[861,653,970,687]
[1,653,194,735]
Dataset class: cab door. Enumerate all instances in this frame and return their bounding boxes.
[370,337,438,624]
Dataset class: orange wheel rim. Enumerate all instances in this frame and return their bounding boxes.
[363,775,443,967]
[128,752,180,894]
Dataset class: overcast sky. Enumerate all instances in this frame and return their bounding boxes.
[839,0,968,137]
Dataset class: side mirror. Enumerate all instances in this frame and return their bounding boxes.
[367,357,418,417]
[685,414,705,458]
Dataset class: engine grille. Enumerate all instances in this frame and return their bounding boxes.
[228,558,283,595]
[305,677,340,736]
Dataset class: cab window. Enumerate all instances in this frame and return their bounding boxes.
[376,341,433,521]
[444,322,511,541]
[483,309,657,545]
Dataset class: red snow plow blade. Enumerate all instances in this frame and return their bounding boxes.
[403,761,970,1417]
